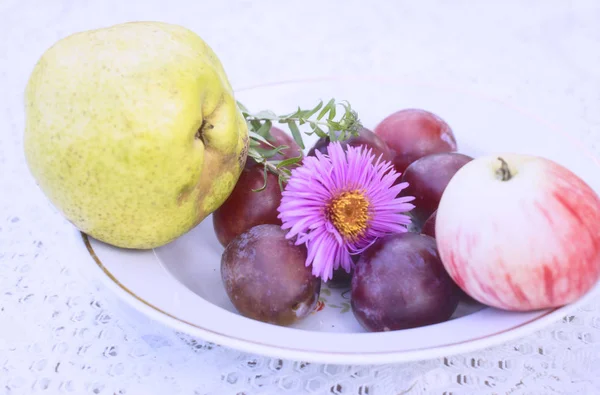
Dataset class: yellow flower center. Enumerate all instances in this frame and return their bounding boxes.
[329,191,370,239]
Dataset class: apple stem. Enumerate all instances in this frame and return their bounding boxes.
[496,157,512,181]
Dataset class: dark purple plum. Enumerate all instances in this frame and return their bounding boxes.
[401,152,473,228]
[327,253,362,289]
[421,211,437,238]
[374,108,458,174]
[307,127,394,164]
[212,166,283,247]
[328,267,354,289]
[420,213,474,302]
[221,224,321,326]
[351,232,460,332]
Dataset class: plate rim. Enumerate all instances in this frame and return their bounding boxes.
[79,231,599,365]
[74,76,600,365]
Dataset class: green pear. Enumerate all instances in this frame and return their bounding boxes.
[24,21,249,249]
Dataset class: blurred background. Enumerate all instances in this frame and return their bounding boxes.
[1,1,600,394]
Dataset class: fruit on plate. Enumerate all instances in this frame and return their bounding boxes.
[213,166,283,247]
[436,153,600,311]
[400,152,473,228]
[351,233,461,331]
[307,127,394,164]
[245,126,302,169]
[221,224,321,326]
[374,108,457,174]
[23,21,248,249]
[421,211,437,238]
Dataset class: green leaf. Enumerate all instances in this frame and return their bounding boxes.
[328,104,337,121]
[302,100,323,118]
[276,155,303,169]
[249,131,275,148]
[247,147,264,162]
[236,101,249,113]
[255,145,288,159]
[282,106,301,119]
[328,304,340,308]
[328,126,337,141]
[338,129,350,141]
[287,120,305,149]
[312,124,327,138]
[253,110,278,120]
[321,288,332,296]
[317,99,335,120]
[250,119,262,131]
[256,120,272,138]
[240,97,364,190]
[252,165,269,192]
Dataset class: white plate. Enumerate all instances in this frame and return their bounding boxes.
[72,77,600,365]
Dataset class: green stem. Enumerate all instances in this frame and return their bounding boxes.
[245,115,332,127]
[247,154,291,182]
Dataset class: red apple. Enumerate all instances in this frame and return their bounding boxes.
[374,108,457,174]
[435,153,600,311]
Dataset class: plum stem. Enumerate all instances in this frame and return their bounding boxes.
[496,157,512,181]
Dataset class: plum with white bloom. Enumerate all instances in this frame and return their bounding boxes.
[435,153,600,311]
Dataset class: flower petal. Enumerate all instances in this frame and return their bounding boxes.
[277,141,415,281]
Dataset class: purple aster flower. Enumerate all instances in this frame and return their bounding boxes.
[277,142,415,281]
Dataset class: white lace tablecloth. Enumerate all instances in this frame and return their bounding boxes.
[2,1,600,394]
